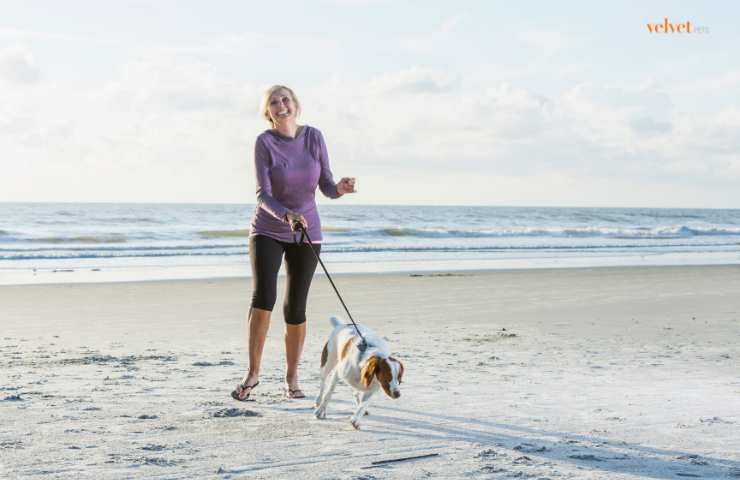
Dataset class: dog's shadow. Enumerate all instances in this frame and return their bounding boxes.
[268,399,740,479]
[266,396,355,414]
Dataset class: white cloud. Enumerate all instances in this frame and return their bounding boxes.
[0,27,98,43]
[669,68,740,96]
[557,83,673,147]
[367,66,459,95]
[93,55,251,113]
[0,51,266,202]
[5,59,738,205]
[440,12,470,33]
[1,20,739,207]
[0,46,41,85]
[304,71,740,199]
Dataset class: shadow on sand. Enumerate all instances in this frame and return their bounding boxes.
[363,404,740,479]
[269,400,739,479]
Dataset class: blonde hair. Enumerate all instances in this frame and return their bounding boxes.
[260,85,301,128]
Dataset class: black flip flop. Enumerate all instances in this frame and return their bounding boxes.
[231,381,259,401]
[285,387,306,399]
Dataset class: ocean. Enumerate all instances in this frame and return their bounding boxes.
[1,203,740,285]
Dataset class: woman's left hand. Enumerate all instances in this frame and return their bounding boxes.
[336,177,357,195]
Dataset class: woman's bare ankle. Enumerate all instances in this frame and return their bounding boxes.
[285,374,299,389]
[242,371,259,385]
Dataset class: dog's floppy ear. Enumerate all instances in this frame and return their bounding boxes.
[361,355,379,387]
[390,356,404,383]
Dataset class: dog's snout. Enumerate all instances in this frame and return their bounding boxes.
[392,390,401,399]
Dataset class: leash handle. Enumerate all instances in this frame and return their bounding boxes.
[292,222,368,349]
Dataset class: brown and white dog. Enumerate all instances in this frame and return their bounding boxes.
[314,316,404,429]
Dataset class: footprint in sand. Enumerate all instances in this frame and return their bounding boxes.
[699,416,734,425]
[514,443,549,453]
[676,454,709,466]
[0,440,23,449]
[141,444,167,452]
[191,360,235,367]
[211,408,260,418]
[479,465,507,474]
[568,454,605,462]
[136,457,178,467]
[475,448,500,459]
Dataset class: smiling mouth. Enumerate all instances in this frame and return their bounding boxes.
[277,111,290,117]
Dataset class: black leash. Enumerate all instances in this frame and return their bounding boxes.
[292,221,368,351]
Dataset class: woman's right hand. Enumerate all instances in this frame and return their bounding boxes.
[284,211,308,232]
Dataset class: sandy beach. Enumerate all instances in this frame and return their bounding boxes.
[2,265,739,479]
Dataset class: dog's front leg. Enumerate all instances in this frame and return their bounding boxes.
[350,390,374,430]
[314,368,339,420]
[353,391,370,416]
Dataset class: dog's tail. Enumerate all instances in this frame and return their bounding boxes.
[329,316,344,328]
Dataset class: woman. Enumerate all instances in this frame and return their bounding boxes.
[232,85,356,401]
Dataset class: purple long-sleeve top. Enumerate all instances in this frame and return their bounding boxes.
[249,125,340,243]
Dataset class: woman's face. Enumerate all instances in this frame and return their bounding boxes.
[268,89,296,127]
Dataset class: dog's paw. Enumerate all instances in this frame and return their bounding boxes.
[314,407,326,419]
[351,419,361,430]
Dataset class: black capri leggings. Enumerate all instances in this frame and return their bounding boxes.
[249,234,321,325]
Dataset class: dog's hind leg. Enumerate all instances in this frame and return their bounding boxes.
[314,366,328,409]
[314,377,326,410]
[315,342,337,409]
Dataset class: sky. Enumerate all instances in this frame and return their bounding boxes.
[1,0,739,208]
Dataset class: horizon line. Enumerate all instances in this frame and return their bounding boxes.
[1,200,739,211]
